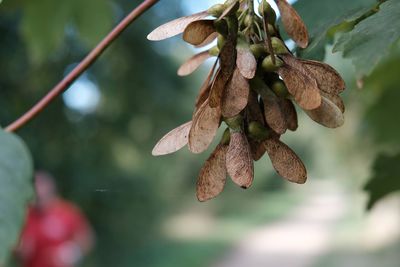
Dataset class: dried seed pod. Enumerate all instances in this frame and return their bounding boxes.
[197,144,228,201]
[195,59,218,110]
[209,38,236,108]
[248,121,270,141]
[247,90,265,124]
[264,138,307,184]
[221,68,250,118]
[261,88,287,135]
[275,0,309,48]
[321,92,345,113]
[147,11,209,41]
[219,37,237,75]
[178,51,212,76]
[149,0,348,201]
[304,96,344,128]
[236,37,257,79]
[209,70,227,108]
[280,99,298,131]
[278,65,321,110]
[183,20,216,46]
[249,139,267,161]
[299,59,346,95]
[189,100,221,154]
[195,32,219,48]
[152,121,192,156]
[226,131,254,188]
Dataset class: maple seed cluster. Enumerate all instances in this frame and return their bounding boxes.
[148,0,346,202]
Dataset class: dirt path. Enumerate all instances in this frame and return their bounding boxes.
[211,181,347,267]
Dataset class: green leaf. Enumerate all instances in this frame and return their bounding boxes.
[365,153,400,210]
[20,0,112,63]
[290,0,377,60]
[333,0,400,78]
[0,130,33,264]
[364,47,400,146]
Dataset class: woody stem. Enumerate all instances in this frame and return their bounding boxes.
[5,0,159,133]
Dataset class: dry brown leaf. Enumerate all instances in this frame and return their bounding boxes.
[183,20,216,46]
[278,65,321,110]
[305,96,344,128]
[195,32,218,48]
[275,0,309,48]
[152,121,192,156]
[236,45,257,79]
[195,60,218,111]
[221,68,250,118]
[147,11,209,41]
[321,92,345,113]
[189,100,221,154]
[226,131,254,188]
[178,51,212,76]
[264,138,307,184]
[280,99,298,131]
[261,89,287,135]
[300,59,345,94]
[196,144,228,202]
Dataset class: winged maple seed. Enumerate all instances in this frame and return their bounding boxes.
[148,0,346,201]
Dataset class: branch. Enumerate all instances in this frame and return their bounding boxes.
[5,0,159,132]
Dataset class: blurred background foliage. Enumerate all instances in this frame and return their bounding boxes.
[0,0,399,266]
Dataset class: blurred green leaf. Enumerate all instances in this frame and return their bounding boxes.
[0,129,33,264]
[333,0,400,77]
[364,43,400,146]
[292,0,377,60]
[365,153,400,209]
[20,0,112,63]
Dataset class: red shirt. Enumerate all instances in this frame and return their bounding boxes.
[19,199,91,267]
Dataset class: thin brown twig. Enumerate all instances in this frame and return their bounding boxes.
[261,2,276,65]
[5,0,159,132]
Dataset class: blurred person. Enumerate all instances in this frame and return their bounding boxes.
[16,171,94,267]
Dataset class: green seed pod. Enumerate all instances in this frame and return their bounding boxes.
[248,121,270,141]
[271,80,289,98]
[214,19,229,36]
[209,46,220,56]
[258,0,277,24]
[221,128,231,145]
[224,0,240,16]
[226,16,239,35]
[262,55,284,72]
[267,24,277,36]
[271,37,289,54]
[250,43,267,58]
[217,35,226,50]
[208,4,225,17]
[224,115,243,132]
[244,14,253,27]
[254,15,263,25]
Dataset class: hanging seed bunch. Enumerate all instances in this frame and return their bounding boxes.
[147,0,346,202]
